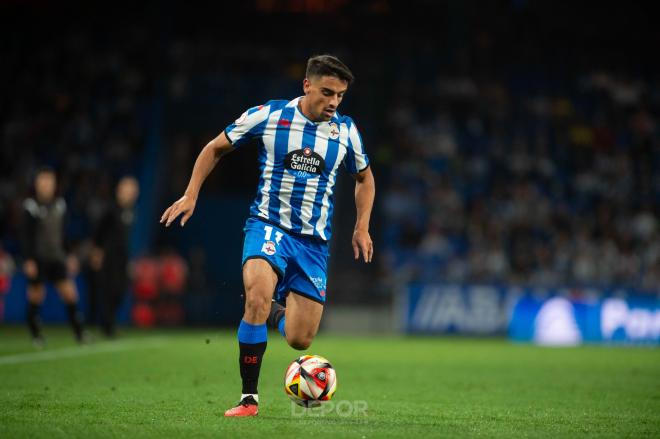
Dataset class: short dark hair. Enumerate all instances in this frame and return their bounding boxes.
[35,165,55,178]
[306,55,354,85]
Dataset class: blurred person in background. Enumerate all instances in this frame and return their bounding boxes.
[88,176,139,338]
[20,167,86,346]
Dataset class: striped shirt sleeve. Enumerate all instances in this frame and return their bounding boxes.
[343,118,370,174]
[224,103,271,148]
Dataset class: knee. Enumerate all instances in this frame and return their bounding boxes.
[244,294,270,320]
[287,334,314,351]
[27,285,46,304]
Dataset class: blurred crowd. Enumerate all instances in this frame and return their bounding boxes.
[0,24,189,326]
[1,1,658,319]
[1,27,152,258]
[381,72,659,290]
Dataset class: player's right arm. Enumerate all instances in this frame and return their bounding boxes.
[161,102,271,227]
[160,131,234,227]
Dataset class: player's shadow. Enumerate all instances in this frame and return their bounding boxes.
[258,414,370,425]
[258,414,439,428]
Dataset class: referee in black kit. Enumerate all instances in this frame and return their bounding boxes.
[88,176,139,338]
[21,167,86,346]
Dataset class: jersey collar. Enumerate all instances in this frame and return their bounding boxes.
[290,96,340,125]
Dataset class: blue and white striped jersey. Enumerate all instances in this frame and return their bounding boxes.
[224,97,369,241]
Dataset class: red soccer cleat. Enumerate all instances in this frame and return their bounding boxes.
[224,395,259,417]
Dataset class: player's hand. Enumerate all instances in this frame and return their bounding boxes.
[23,259,38,279]
[160,194,196,227]
[352,229,373,263]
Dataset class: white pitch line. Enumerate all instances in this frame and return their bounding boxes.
[0,337,166,366]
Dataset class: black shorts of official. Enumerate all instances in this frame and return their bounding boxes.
[27,258,68,285]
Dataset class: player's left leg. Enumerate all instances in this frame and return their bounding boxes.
[267,235,328,347]
[281,292,323,350]
[99,264,126,338]
[54,274,85,343]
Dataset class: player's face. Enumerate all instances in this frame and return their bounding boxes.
[303,75,348,122]
[116,177,139,208]
[35,172,56,202]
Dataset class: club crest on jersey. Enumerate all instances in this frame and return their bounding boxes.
[328,122,339,139]
[261,240,276,256]
[285,147,325,179]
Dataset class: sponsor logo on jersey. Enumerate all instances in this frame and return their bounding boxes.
[310,276,326,289]
[261,240,276,255]
[285,148,325,179]
[278,118,292,127]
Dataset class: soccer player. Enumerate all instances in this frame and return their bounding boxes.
[160,55,375,417]
[21,167,86,346]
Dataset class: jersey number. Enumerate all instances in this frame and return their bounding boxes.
[264,225,283,244]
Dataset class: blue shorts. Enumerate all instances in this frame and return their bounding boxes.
[242,217,329,304]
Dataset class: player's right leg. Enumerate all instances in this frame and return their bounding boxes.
[26,282,46,347]
[224,258,277,417]
[54,278,86,343]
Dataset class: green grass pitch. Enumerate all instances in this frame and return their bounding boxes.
[1,327,658,438]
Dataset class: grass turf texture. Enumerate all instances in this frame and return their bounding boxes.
[0,327,658,438]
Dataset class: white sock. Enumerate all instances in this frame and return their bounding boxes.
[241,393,259,403]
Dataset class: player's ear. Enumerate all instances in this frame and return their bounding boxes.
[303,78,311,94]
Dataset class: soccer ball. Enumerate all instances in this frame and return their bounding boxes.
[284,354,337,408]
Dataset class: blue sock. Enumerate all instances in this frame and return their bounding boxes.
[237,320,268,344]
[278,317,286,338]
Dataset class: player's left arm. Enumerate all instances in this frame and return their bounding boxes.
[352,166,375,263]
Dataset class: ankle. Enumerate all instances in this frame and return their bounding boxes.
[241,393,259,403]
